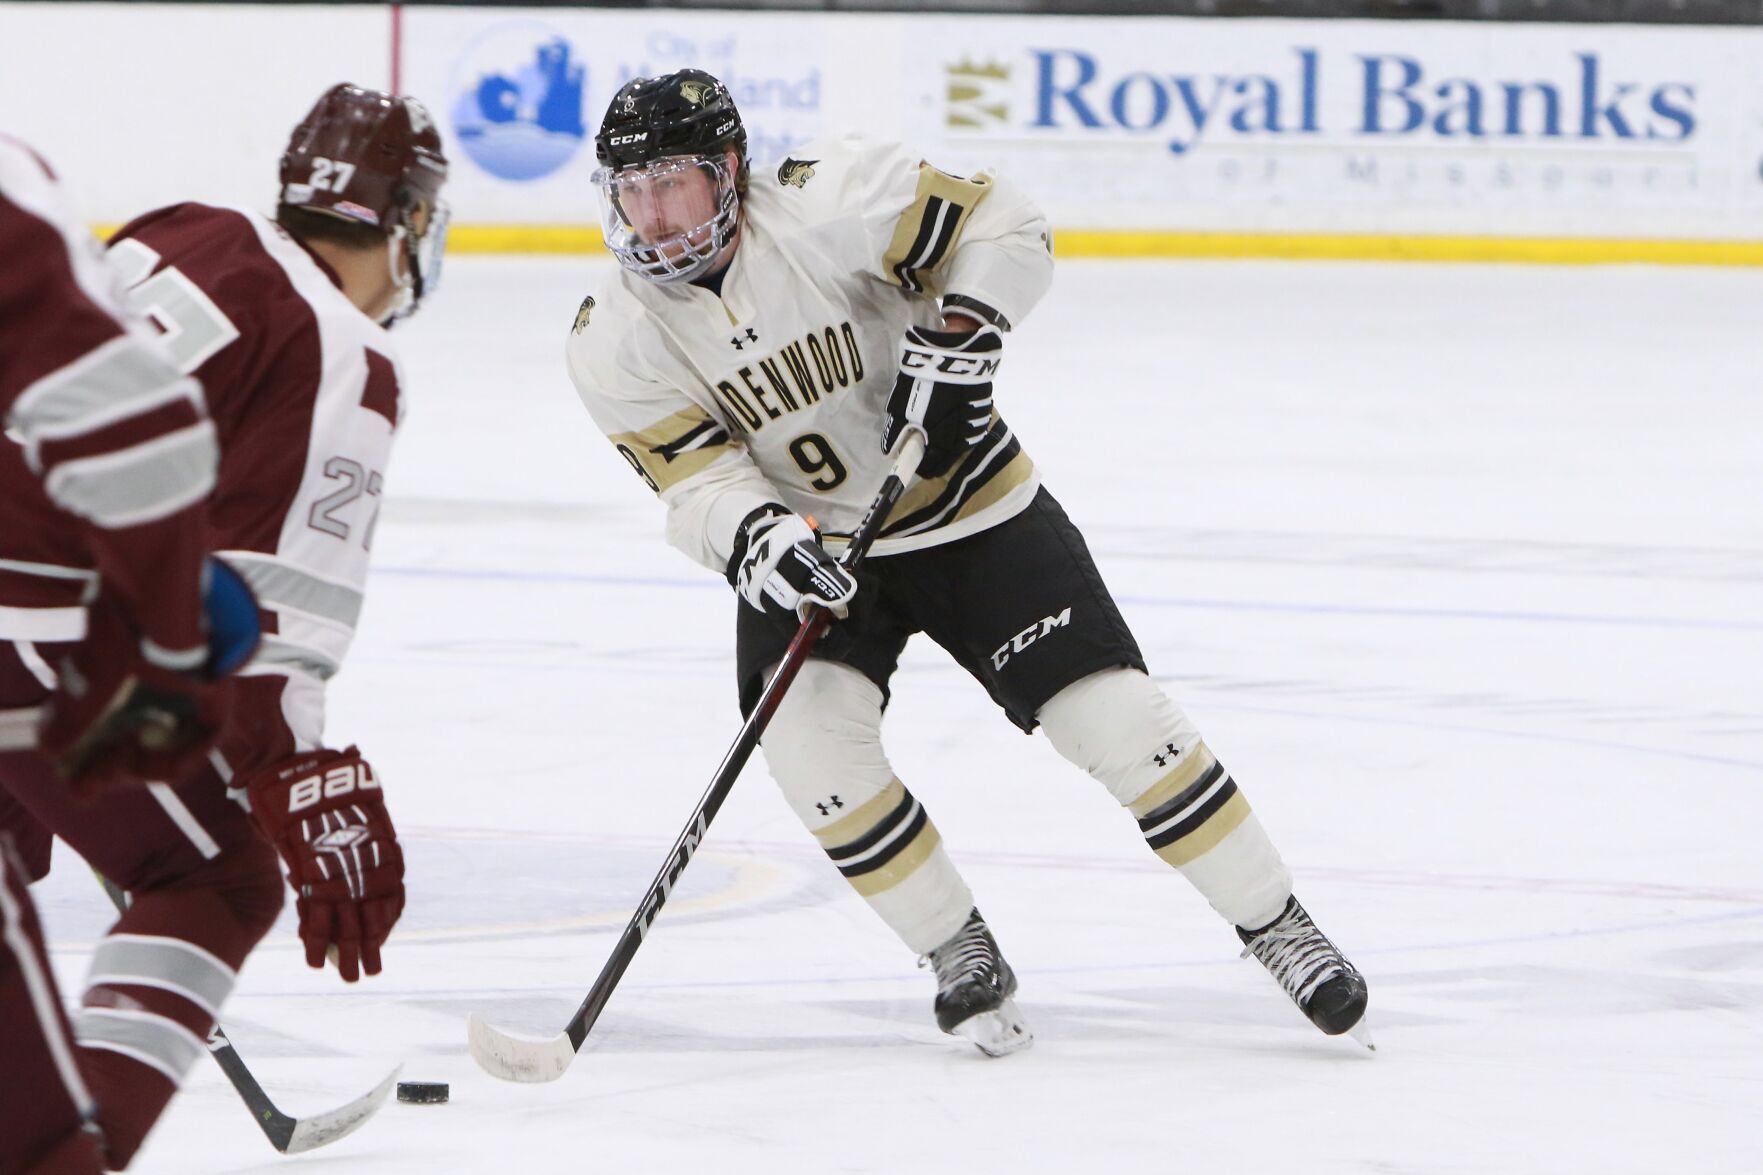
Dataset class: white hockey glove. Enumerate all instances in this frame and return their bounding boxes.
[881,322,1003,478]
[730,507,857,620]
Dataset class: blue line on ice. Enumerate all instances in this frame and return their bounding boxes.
[371,564,1762,633]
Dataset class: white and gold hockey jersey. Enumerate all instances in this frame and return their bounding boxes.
[566,134,1056,576]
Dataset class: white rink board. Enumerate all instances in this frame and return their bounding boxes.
[0,2,389,222]
[403,7,1763,239]
[4,2,1763,241]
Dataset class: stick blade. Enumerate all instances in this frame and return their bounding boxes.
[279,1064,402,1154]
[467,1012,577,1083]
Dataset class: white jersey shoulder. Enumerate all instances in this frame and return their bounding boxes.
[568,134,1054,573]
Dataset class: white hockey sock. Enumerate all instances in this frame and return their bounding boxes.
[1039,668,1291,930]
[762,661,975,955]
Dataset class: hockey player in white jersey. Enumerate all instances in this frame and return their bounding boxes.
[567,69,1369,1055]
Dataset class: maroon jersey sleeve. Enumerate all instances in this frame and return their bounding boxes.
[0,137,211,664]
[109,203,406,761]
[108,204,328,553]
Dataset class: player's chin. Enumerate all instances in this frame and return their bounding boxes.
[660,237,706,263]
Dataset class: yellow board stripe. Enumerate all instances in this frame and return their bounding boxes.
[97,223,1763,266]
[449,226,1763,267]
[1053,230,1763,267]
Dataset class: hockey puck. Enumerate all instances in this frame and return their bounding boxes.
[396,1081,449,1105]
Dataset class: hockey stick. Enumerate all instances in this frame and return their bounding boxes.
[95,872,400,1153]
[468,429,928,1082]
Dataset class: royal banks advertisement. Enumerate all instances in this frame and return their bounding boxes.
[2,4,1760,254]
[399,9,1763,245]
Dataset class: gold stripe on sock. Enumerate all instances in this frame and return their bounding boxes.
[1127,741,1217,820]
[1152,789,1252,869]
[812,778,906,847]
[846,824,943,898]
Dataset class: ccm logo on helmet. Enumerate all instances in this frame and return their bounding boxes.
[288,762,380,813]
[610,132,648,146]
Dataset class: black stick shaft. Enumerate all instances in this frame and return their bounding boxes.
[95,871,298,1149]
[559,431,925,1054]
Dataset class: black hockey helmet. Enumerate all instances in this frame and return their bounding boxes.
[594,70,747,184]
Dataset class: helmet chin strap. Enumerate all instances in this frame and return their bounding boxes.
[381,202,443,324]
[373,227,413,324]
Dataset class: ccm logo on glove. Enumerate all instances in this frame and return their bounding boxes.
[899,348,1000,379]
[287,760,380,813]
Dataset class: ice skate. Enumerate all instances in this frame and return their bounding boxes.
[923,908,1033,1057]
[1237,896,1372,1048]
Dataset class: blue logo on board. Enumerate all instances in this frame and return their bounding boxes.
[451,26,586,181]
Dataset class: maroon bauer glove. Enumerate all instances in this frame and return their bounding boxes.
[242,746,404,982]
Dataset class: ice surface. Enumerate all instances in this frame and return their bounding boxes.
[31,256,1763,1173]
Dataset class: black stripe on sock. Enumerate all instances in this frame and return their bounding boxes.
[838,805,931,878]
[824,791,917,862]
[1136,761,1225,833]
[1145,777,1238,851]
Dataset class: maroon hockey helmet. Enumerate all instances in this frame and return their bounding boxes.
[280,84,450,315]
[280,84,446,229]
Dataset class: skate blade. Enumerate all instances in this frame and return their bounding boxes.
[953,997,1033,1058]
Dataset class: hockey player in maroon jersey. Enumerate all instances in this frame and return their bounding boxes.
[0,85,448,1173]
[0,131,260,1174]
[0,134,237,788]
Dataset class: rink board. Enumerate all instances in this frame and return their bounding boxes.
[3,2,1763,261]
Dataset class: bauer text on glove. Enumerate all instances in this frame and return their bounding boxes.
[243,745,404,983]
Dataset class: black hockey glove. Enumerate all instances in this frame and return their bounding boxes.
[729,506,858,622]
[881,322,1003,478]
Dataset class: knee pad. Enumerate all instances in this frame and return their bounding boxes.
[760,660,895,823]
[1038,668,1205,808]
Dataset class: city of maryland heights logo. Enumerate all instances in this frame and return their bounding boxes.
[777,158,818,188]
[946,59,1011,130]
[450,26,586,181]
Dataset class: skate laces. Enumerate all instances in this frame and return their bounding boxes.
[1239,901,1346,1007]
[923,915,998,996]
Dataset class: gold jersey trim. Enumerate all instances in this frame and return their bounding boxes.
[608,407,734,495]
[879,166,993,297]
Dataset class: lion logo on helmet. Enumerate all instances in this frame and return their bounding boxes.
[777,158,818,189]
[678,80,713,107]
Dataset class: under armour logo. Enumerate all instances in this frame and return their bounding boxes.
[730,328,758,350]
[1152,743,1181,768]
[814,796,844,816]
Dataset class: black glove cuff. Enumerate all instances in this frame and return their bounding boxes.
[941,294,1011,332]
[724,502,792,587]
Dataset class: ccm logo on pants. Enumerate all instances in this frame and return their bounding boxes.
[288,763,379,813]
[992,607,1073,671]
